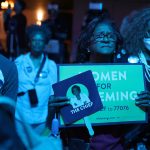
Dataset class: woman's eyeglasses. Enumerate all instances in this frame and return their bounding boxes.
[90,32,117,44]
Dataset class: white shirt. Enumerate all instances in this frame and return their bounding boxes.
[15,53,57,124]
[70,93,91,108]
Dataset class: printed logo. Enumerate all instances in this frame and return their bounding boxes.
[26,66,32,73]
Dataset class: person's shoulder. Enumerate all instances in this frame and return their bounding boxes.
[81,93,88,97]
[81,93,86,95]
[15,53,28,64]
[46,57,57,66]
[21,13,27,19]
[16,12,26,17]
[70,96,76,101]
[42,19,51,25]
[0,54,14,66]
[0,55,17,74]
[15,13,27,22]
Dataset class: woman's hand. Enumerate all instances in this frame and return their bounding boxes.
[135,91,150,107]
[49,95,70,107]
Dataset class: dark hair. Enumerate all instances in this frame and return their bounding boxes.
[71,85,81,94]
[123,8,150,55]
[76,16,123,63]
[26,24,51,44]
[82,8,111,30]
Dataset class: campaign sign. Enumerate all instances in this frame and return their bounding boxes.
[52,70,103,124]
[57,64,147,127]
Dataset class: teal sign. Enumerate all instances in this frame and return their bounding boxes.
[58,64,147,126]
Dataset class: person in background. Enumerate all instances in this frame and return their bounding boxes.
[0,54,18,101]
[3,0,27,60]
[119,10,138,38]
[42,2,69,63]
[122,7,150,149]
[123,7,150,102]
[0,40,18,101]
[81,1,110,31]
[0,40,8,57]
[15,24,57,141]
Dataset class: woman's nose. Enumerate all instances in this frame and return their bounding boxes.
[101,37,109,43]
[103,36,109,41]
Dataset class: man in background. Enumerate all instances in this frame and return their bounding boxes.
[3,0,27,60]
[42,2,69,63]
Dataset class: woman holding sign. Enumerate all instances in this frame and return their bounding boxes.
[77,15,129,150]
[61,16,129,150]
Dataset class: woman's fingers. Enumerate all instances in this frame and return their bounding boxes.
[136,91,150,99]
[49,96,69,102]
[135,91,150,107]
[135,99,150,107]
[49,100,70,107]
[49,97,70,107]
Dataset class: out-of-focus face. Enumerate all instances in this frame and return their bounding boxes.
[143,33,150,51]
[90,22,117,54]
[30,33,45,53]
[14,1,21,12]
[143,21,150,51]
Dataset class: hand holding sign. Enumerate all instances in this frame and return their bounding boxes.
[135,91,150,107]
[49,96,70,107]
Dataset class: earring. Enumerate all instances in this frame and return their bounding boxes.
[87,47,91,54]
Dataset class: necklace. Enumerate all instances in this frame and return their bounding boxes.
[138,52,150,82]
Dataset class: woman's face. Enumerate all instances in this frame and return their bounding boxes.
[90,22,117,54]
[143,21,150,51]
[30,33,45,53]
[72,87,80,96]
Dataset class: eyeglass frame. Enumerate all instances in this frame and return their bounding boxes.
[90,31,117,44]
